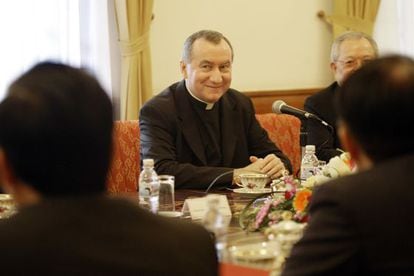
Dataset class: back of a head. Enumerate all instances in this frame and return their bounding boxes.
[0,62,113,196]
[337,55,414,162]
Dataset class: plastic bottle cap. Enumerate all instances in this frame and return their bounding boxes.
[143,159,154,167]
[305,145,315,152]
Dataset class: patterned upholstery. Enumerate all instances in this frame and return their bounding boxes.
[106,115,301,193]
[106,120,140,194]
[255,113,301,176]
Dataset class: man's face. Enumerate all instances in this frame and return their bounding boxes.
[180,38,232,103]
[331,38,376,86]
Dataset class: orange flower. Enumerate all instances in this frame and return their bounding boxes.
[341,152,356,171]
[293,189,312,212]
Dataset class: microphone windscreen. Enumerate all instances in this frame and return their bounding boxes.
[272,100,285,114]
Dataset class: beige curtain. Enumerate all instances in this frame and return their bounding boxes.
[114,0,153,120]
[319,0,381,38]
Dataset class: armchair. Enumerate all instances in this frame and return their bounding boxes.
[255,113,301,176]
[106,120,140,194]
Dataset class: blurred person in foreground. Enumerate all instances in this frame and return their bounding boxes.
[304,31,378,162]
[140,30,291,189]
[282,55,414,275]
[0,62,218,275]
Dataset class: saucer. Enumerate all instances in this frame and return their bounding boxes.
[0,194,12,200]
[233,188,271,195]
[158,211,182,218]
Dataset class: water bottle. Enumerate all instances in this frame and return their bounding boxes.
[203,195,227,260]
[138,159,160,214]
[300,145,319,182]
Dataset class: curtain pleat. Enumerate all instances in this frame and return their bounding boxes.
[319,0,381,38]
[114,0,153,120]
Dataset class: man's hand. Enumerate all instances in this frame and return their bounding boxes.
[249,154,287,179]
[233,154,287,183]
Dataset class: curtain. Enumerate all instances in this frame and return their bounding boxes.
[114,0,153,120]
[319,0,381,38]
[374,1,414,58]
[0,0,113,101]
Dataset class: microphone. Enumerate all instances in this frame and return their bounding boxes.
[272,100,335,150]
[272,100,331,127]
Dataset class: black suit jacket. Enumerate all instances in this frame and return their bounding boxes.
[282,153,414,275]
[139,80,292,189]
[0,196,218,275]
[304,82,343,162]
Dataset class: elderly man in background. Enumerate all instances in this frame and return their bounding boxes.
[304,31,378,162]
[140,30,291,189]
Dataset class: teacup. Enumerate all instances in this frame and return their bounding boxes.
[235,173,269,190]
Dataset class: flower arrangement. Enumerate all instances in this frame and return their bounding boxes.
[239,176,309,232]
[240,152,355,232]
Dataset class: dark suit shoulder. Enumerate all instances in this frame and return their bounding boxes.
[313,154,414,210]
[139,82,184,130]
[141,82,179,113]
[305,82,338,108]
[222,88,255,112]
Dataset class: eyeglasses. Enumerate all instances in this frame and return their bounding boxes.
[335,58,374,68]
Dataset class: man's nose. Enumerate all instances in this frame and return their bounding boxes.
[210,68,223,83]
[353,59,364,70]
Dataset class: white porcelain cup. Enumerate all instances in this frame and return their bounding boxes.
[235,173,269,190]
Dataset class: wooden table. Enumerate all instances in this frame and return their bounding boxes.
[174,189,274,276]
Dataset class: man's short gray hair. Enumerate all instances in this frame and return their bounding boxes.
[181,30,234,63]
[330,31,379,62]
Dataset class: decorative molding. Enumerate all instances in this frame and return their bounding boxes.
[244,88,320,114]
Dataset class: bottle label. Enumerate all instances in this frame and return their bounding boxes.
[139,186,151,197]
[300,166,317,181]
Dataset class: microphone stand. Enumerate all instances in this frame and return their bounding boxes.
[302,116,335,158]
[205,170,234,194]
[299,119,308,161]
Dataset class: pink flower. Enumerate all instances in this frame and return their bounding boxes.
[254,200,272,229]
[284,176,298,200]
[272,198,283,207]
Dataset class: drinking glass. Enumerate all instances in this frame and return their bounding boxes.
[158,175,178,216]
[225,232,281,271]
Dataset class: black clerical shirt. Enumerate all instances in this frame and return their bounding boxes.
[187,94,223,166]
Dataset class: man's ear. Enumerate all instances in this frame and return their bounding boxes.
[330,61,337,74]
[338,121,363,164]
[338,122,374,170]
[180,61,188,79]
[0,149,17,194]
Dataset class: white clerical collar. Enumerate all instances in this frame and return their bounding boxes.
[185,81,215,110]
